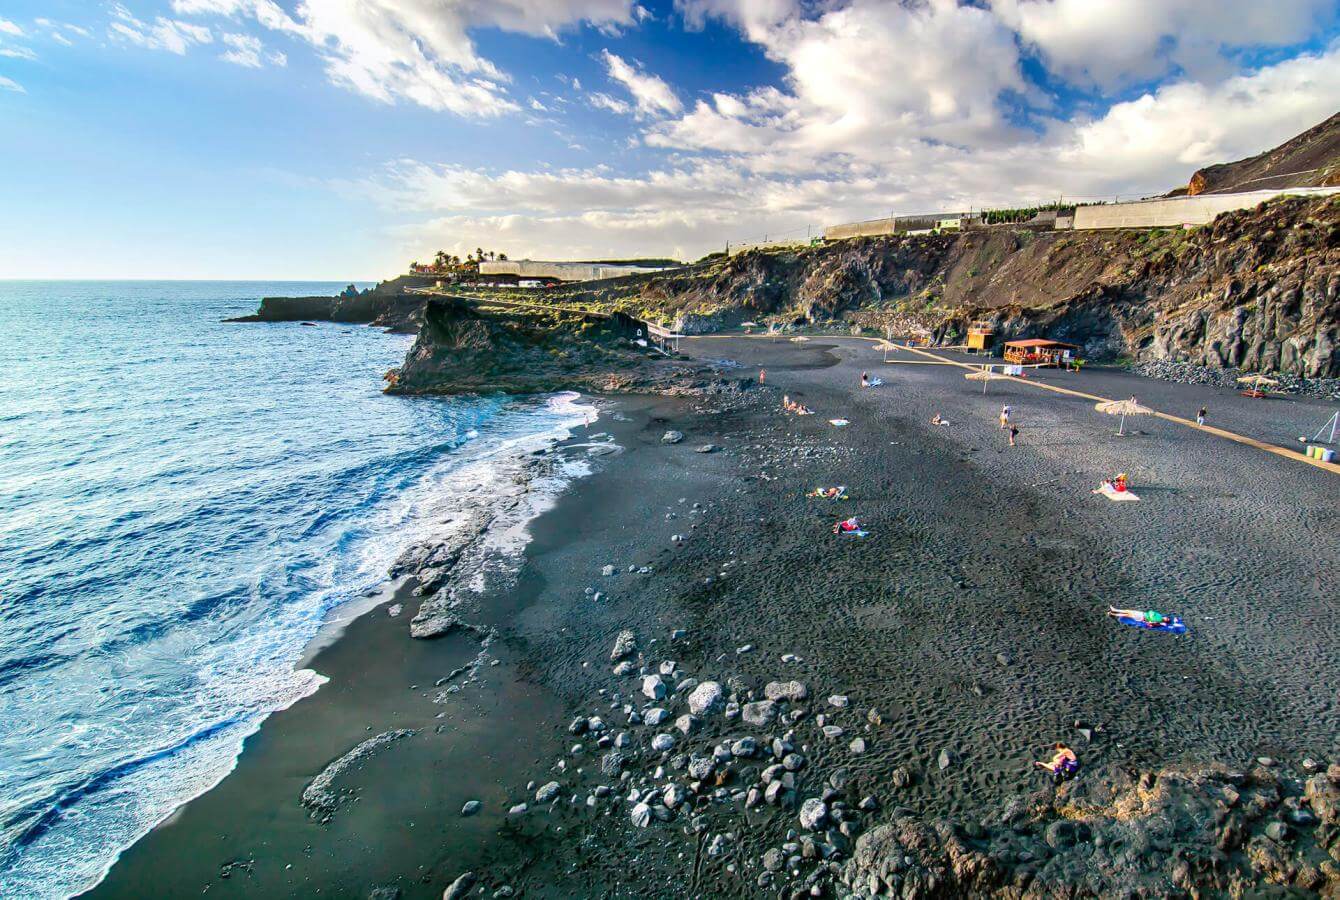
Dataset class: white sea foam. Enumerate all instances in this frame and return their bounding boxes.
[1,391,601,900]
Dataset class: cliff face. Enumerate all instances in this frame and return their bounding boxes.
[629,195,1339,377]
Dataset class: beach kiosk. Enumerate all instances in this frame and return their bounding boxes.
[966,320,994,353]
[1003,338,1077,367]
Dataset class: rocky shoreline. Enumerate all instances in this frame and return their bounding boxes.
[1134,358,1340,400]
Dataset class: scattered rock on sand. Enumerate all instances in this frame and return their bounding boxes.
[507,803,527,816]
[687,681,724,716]
[675,714,698,735]
[442,871,476,900]
[301,729,417,820]
[611,629,637,661]
[643,707,669,725]
[694,444,718,453]
[460,800,481,817]
[742,700,778,727]
[601,564,615,577]
[535,781,561,803]
[661,431,684,444]
[642,674,667,700]
[849,737,867,754]
[938,748,957,770]
[652,733,676,752]
[630,802,653,827]
[764,680,808,702]
[799,798,828,831]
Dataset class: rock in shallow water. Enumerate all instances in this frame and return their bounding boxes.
[662,430,684,444]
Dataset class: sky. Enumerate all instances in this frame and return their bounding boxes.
[0,0,1337,280]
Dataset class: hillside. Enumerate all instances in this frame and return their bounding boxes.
[514,194,1336,378]
[1175,112,1340,195]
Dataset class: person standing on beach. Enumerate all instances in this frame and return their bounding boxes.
[1197,406,1207,426]
[999,405,1011,429]
[759,369,766,385]
[1009,423,1019,447]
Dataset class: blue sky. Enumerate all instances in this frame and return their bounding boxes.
[0,0,1336,279]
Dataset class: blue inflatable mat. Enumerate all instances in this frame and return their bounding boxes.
[1116,615,1187,634]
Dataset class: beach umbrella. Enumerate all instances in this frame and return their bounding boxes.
[741,321,761,328]
[1236,373,1279,396]
[789,336,810,343]
[963,368,1010,394]
[1094,397,1154,436]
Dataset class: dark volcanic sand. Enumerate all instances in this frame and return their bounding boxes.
[88,338,1339,898]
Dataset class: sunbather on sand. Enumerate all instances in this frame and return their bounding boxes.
[930,414,950,426]
[1035,743,1079,782]
[833,516,861,534]
[1107,606,1169,626]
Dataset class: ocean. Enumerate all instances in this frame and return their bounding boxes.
[0,281,593,898]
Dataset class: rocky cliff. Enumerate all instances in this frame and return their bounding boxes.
[385,296,743,396]
[621,194,1338,377]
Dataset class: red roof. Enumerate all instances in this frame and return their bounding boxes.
[1004,338,1078,348]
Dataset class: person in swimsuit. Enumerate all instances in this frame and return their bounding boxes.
[1036,743,1079,782]
[1107,606,1168,626]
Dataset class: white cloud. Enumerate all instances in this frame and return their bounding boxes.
[588,91,632,115]
[369,38,1340,261]
[992,0,1337,87]
[0,47,37,59]
[219,31,285,67]
[167,0,645,116]
[110,5,213,55]
[0,19,23,37]
[0,75,24,93]
[600,49,681,118]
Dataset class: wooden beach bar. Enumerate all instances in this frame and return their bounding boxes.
[1002,338,1077,367]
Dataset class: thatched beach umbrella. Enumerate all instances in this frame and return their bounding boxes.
[1094,397,1154,436]
[963,368,1011,394]
[1236,373,1279,396]
[789,335,810,343]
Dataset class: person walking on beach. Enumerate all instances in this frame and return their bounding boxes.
[999,405,1011,429]
[1009,423,1019,447]
[759,368,766,385]
[1196,405,1207,426]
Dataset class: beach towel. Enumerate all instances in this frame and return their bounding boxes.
[1115,615,1187,634]
[864,377,883,387]
[829,419,850,427]
[1095,484,1140,502]
[807,486,848,500]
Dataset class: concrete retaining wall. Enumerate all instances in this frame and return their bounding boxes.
[1072,187,1339,230]
[479,259,679,282]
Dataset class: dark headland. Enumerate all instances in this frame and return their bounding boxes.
[90,126,1340,899]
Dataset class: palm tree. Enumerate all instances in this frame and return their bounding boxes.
[498,252,508,261]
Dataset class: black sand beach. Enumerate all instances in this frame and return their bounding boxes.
[89,337,1340,898]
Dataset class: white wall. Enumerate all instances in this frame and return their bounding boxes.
[1072,187,1339,230]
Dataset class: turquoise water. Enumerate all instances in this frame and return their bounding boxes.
[0,282,588,897]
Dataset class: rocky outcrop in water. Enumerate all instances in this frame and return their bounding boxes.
[385,296,748,396]
[227,275,437,333]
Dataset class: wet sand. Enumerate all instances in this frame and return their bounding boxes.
[88,337,1339,898]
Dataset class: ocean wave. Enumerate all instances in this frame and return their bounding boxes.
[0,286,599,899]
